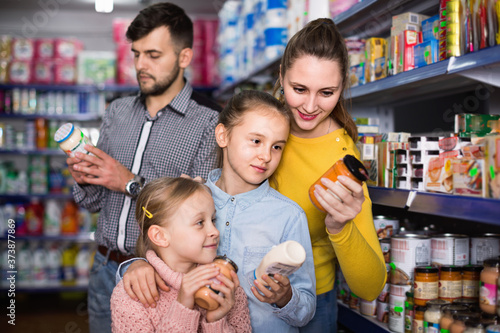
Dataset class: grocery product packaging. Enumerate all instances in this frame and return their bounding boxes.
[414,40,438,68]
[365,37,386,83]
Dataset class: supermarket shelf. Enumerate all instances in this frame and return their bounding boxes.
[0,193,73,200]
[0,232,94,242]
[0,281,89,293]
[368,187,500,225]
[335,0,438,38]
[0,148,65,155]
[350,45,500,105]
[213,54,282,100]
[338,302,389,333]
[0,113,101,121]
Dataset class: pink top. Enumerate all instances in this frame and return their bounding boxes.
[111,251,252,333]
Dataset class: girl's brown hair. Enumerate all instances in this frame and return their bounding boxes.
[135,177,211,257]
[273,18,358,141]
[216,89,290,168]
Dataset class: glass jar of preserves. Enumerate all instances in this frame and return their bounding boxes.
[440,304,469,333]
[54,123,94,157]
[463,265,483,300]
[450,312,481,333]
[194,255,238,310]
[440,266,463,303]
[480,259,500,314]
[413,305,426,333]
[424,299,448,332]
[308,154,368,212]
[415,266,439,306]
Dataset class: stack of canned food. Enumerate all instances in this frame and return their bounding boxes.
[336,215,500,333]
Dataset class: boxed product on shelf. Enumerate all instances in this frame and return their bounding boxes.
[392,12,430,26]
[12,38,35,61]
[452,157,487,197]
[112,18,133,43]
[33,60,53,84]
[53,59,76,84]
[0,60,7,83]
[391,22,421,39]
[485,135,500,198]
[0,35,12,59]
[365,37,386,83]
[424,150,459,193]
[414,39,438,68]
[409,136,441,151]
[455,113,500,136]
[421,15,439,42]
[53,38,82,60]
[77,51,116,85]
[8,60,32,84]
[398,30,423,72]
[34,38,54,59]
[438,135,471,153]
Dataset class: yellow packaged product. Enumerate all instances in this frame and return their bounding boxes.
[485,134,500,198]
[365,37,386,83]
[446,0,463,57]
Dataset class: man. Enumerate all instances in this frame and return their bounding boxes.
[66,3,221,332]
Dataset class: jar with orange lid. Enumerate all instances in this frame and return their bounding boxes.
[450,312,481,333]
[412,305,426,333]
[462,265,483,300]
[440,266,463,303]
[480,258,500,314]
[414,266,439,306]
[194,255,238,310]
[440,304,469,333]
[308,154,368,212]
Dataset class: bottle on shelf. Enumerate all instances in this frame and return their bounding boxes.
[44,199,62,236]
[61,200,79,234]
[46,241,62,283]
[25,198,44,235]
[75,244,91,285]
[17,241,33,286]
[31,241,48,285]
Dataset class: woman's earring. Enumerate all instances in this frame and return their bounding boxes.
[280,87,284,95]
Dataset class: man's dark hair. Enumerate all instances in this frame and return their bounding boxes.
[126,2,193,51]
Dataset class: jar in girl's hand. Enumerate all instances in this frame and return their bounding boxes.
[309,154,369,212]
[54,123,94,157]
[194,255,238,311]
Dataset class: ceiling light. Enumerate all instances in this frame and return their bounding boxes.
[95,0,113,13]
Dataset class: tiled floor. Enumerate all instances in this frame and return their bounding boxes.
[1,292,89,333]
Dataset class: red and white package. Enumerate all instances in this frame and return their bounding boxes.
[12,38,35,61]
[34,39,54,59]
[8,60,33,83]
[33,60,53,84]
[53,59,76,84]
[54,38,83,60]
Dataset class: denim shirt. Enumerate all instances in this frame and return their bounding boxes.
[206,169,316,332]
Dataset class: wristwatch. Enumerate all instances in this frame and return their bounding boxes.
[125,174,145,198]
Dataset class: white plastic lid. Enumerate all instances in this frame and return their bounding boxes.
[54,123,75,143]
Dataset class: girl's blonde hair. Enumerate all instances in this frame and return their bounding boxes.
[273,18,358,141]
[135,177,211,257]
[216,89,290,169]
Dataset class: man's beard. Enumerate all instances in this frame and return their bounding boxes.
[138,61,181,96]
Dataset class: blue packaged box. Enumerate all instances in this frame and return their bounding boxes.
[414,40,438,68]
[421,15,439,42]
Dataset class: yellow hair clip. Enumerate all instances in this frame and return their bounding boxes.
[142,206,153,218]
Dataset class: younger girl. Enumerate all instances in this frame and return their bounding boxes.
[111,177,251,332]
[122,90,316,332]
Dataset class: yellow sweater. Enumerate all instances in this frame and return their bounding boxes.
[273,128,387,300]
